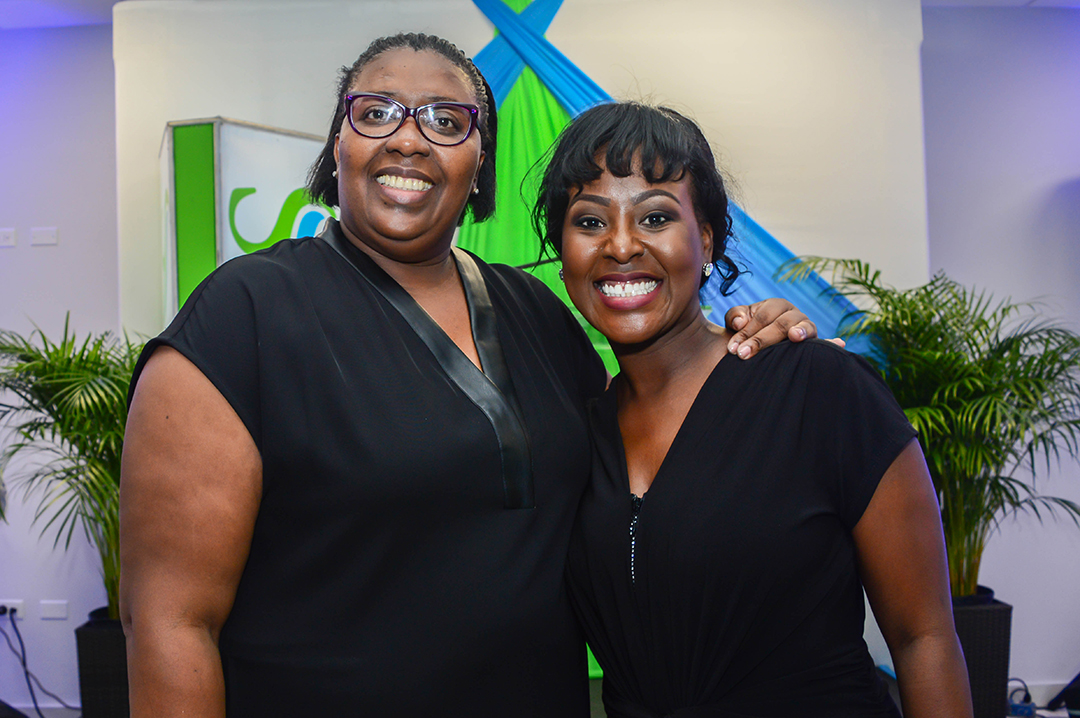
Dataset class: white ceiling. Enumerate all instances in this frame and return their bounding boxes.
[1,0,1079,31]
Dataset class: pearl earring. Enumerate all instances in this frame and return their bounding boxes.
[702,262,714,278]
[472,187,479,195]
[332,170,338,178]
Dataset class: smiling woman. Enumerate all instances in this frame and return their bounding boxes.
[534,102,974,718]
[561,172,713,349]
[118,34,825,718]
[329,48,486,267]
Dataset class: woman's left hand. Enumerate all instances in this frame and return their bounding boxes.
[724,298,844,359]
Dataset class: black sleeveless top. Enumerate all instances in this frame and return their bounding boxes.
[566,341,914,718]
[131,221,607,716]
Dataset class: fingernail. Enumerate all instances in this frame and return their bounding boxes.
[728,341,739,354]
[796,327,807,340]
[738,345,751,359]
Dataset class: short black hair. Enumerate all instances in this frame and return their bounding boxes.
[306,33,498,224]
[532,102,739,294]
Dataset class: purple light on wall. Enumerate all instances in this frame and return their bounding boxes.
[0,1,114,30]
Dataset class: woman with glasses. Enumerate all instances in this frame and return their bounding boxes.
[119,33,819,717]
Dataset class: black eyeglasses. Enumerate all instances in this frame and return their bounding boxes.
[344,94,479,147]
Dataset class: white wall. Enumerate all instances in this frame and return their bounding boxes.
[0,23,117,710]
[114,0,931,336]
[922,7,1080,703]
[17,0,1045,709]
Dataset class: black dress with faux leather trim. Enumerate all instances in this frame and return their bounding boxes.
[130,219,607,716]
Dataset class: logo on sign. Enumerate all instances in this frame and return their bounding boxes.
[229,188,337,254]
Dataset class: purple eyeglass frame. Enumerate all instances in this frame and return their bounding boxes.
[344,94,479,147]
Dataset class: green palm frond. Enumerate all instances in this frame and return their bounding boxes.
[780,258,1080,597]
[0,317,142,619]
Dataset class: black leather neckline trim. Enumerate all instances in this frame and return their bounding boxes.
[319,220,535,509]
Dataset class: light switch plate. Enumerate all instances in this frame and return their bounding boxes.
[39,599,68,620]
[31,226,58,246]
[0,228,14,247]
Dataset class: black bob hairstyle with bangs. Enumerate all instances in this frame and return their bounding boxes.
[532,101,740,294]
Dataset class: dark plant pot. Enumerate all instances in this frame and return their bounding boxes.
[75,607,129,718]
[952,586,1011,718]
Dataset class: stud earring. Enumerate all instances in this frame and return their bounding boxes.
[472,187,479,195]
[558,268,564,281]
[702,262,714,279]
[332,170,338,178]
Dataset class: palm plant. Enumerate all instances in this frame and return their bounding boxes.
[781,258,1080,597]
[0,319,142,619]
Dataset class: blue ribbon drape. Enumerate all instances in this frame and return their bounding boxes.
[472,0,609,116]
[701,205,868,353]
[472,0,864,348]
[472,0,565,106]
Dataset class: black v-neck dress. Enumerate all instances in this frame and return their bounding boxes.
[131,220,607,716]
[566,341,915,718]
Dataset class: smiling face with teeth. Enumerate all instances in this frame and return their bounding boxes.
[561,161,714,350]
[333,48,485,265]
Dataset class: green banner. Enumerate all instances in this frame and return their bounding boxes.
[458,64,616,374]
[173,123,218,306]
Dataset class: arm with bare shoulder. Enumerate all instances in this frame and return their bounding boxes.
[120,346,262,717]
[853,440,973,718]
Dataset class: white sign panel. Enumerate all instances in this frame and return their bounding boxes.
[218,120,335,264]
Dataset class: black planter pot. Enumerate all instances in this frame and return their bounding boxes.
[74,607,129,718]
[952,586,1011,718]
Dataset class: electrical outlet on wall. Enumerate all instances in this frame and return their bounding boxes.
[0,600,26,620]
